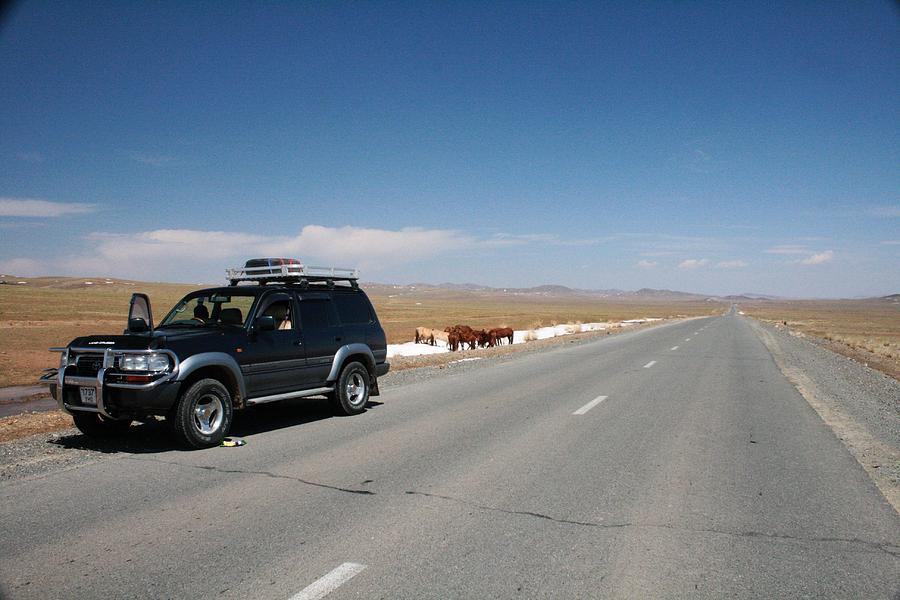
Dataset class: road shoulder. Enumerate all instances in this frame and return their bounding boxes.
[747,317,900,513]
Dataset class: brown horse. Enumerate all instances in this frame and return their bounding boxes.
[490,327,514,345]
[458,330,478,350]
[446,324,474,336]
[476,329,494,348]
[447,332,460,351]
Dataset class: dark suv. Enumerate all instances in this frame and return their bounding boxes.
[41,260,389,448]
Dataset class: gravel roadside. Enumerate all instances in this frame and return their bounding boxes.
[747,317,900,512]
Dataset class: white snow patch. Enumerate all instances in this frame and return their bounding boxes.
[450,357,482,364]
[386,342,450,357]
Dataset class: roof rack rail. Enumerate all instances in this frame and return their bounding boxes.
[226,262,359,287]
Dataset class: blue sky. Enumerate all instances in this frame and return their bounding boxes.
[1,1,897,297]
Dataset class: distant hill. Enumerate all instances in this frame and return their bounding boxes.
[364,281,718,301]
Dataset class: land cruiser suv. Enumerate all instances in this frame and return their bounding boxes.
[41,259,389,448]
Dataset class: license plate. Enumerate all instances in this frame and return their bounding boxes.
[79,387,97,406]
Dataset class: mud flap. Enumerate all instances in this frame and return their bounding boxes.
[369,375,380,397]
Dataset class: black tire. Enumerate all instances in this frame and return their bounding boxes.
[72,413,132,438]
[329,361,370,416]
[169,378,233,448]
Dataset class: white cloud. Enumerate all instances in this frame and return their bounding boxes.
[636,260,657,269]
[880,240,900,246]
[37,225,471,280]
[765,245,808,255]
[278,225,469,267]
[677,258,709,270]
[482,233,559,247]
[483,232,606,248]
[717,260,748,269]
[868,206,900,218]
[796,250,834,265]
[0,198,96,217]
[0,257,47,276]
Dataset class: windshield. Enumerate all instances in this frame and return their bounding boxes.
[159,292,257,328]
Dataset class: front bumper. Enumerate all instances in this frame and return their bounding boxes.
[42,347,181,418]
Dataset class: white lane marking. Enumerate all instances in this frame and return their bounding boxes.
[670,346,679,351]
[290,563,367,600]
[643,361,656,368]
[685,338,691,341]
[573,395,608,415]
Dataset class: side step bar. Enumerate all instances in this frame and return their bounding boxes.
[246,386,333,406]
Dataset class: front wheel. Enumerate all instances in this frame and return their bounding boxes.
[169,378,233,448]
[72,413,132,438]
[329,361,370,416]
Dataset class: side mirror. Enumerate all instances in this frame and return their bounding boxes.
[128,317,149,333]
[256,315,276,331]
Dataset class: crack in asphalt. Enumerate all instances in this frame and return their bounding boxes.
[125,456,374,495]
[405,491,900,558]
[405,490,623,529]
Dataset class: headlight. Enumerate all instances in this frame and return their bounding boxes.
[119,353,171,373]
[59,349,70,370]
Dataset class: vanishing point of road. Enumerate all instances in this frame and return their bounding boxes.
[1,313,898,598]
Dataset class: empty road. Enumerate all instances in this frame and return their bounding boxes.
[1,314,898,598]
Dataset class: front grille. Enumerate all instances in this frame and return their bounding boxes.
[74,354,104,376]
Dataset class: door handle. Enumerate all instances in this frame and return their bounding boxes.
[334,337,342,342]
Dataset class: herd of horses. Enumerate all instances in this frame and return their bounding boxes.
[415,325,515,351]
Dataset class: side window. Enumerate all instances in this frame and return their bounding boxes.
[333,293,373,324]
[260,299,293,331]
[298,299,337,330]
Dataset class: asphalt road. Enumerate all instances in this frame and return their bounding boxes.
[1,314,898,599]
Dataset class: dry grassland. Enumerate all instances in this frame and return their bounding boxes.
[741,298,900,380]
[372,290,722,344]
[0,278,724,388]
[0,279,196,388]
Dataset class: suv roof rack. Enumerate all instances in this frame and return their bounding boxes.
[226,262,360,288]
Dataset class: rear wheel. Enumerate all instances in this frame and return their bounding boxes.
[170,378,233,448]
[72,413,132,438]
[329,361,370,416]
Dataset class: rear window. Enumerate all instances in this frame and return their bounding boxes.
[334,293,373,324]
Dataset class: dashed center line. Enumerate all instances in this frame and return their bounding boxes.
[670,346,679,351]
[573,395,608,415]
[643,360,656,368]
[290,563,367,600]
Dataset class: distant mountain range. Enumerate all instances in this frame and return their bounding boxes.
[367,282,771,302]
[2,274,896,302]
